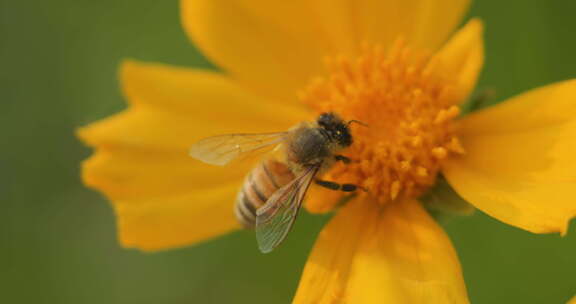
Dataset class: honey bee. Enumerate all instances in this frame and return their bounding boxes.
[190,113,363,253]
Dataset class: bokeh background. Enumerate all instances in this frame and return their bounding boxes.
[1,1,575,303]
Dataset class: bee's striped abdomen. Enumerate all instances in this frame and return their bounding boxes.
[234,159,295,228]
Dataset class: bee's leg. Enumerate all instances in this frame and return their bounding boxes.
[315,179,365,192]
[334,155,351,164]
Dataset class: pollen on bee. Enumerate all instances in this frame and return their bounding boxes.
[301,39,464,206]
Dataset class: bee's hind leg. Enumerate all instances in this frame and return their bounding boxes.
[315,179,366,192]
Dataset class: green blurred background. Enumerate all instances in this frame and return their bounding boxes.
[1,1,575,303]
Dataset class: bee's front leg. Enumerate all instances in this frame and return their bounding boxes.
[315,179,366,192]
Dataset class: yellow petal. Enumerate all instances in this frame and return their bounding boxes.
[181,0,330,103]
[81,146,249,201]
[118,59,308,130]
[181,0,470,103]
[293,200,469,303]
[305,184,346,214]
[115,183,241,251]
[443,80,576,235]
[77,61,309,250]
[78,60,307,200]
[430,19,484,103]
[355,0,470,52]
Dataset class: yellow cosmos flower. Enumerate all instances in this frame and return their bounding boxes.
[78,0,576,302]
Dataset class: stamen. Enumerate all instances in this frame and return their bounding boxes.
[302,40,465,206]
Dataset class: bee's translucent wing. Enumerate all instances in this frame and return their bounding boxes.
[255,165,320,253]
[189,132,288,166]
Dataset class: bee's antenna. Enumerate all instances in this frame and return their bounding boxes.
[347,120,369,127]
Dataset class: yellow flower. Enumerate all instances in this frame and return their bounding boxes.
[78,0,576,302]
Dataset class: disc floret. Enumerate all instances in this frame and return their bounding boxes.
[301,41,465,205]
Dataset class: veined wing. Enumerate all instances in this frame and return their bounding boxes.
[189,132,288,166]
[255,165,320,253]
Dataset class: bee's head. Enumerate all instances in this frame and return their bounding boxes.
[317,112,353,147]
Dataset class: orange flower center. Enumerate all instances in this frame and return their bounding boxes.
[302,41,465,207]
